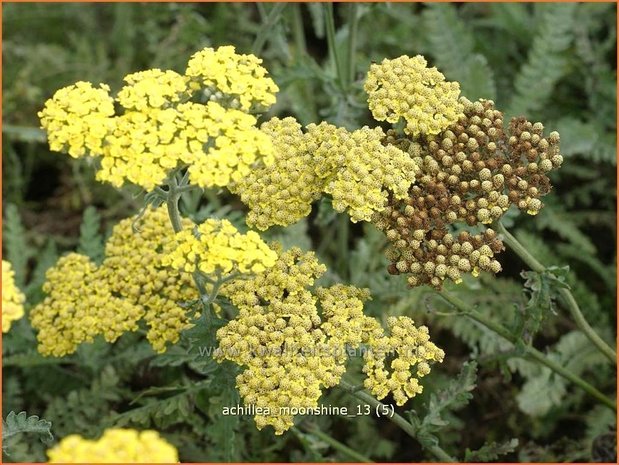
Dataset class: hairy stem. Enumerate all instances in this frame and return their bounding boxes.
[496,221,616,364]
[438,290,616,412]
[338,380,457,462]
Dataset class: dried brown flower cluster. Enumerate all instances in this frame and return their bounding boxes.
[373,98,562,288]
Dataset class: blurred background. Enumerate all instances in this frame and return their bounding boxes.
[2,3,616,462]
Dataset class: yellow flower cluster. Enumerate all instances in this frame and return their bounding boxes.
[308,122,417,222]
[185,102,274,188]
[216,247,443,434]
[364,55,463,136]
[230,117,323,230]
[186,45,278,110]
[39,46,275,192]
[363,316,445,405]
[29,253,143,357]
[216,247,333,434]
[99,207,198,353]
[317,284,381,350]
[38,81,115,158]
[30,208,198,355]
[2,260,25,332]
[231,117,418,229]
[47,428,178,463]
[163,218,277,276]
[117,69,189,112]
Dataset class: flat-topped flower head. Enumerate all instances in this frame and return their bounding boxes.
[101,207,197,353]
[47,428,178,463]
[186,102,274,189]
[39,46,276,193]
[216,247,442,434]
[117,68,189,112]
[230,117,323,230]
[38,81,115,157]
[232,117,419,229]
[374,98,562,288]
[29,253,144,357]
[30,208,198,355]
[163,218,278,276]
[186,45,279,110]
[2,260,25,333]
[306,122,418,222]
[365,55,463,137]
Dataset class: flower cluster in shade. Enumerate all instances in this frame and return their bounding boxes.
[215,246,444,434]
[2,260,25,332]
[230,117,418,229]
[30,208,198,355]
[373,97,563,288]
[364,55,463,136]
[38,46,277,192]
[47,428,178,463]
[163,219,277,276]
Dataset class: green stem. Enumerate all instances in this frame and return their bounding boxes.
[252,3,288,55]
[496,221,616,364]
[346,3,359,87]
[338,380,457,462]
[290,3,307,54]
[324,3,345,90]
[301,424,373,463]
[438,290,616,412]
[164,176,213,324]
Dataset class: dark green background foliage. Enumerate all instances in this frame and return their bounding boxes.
[2,3,616,462]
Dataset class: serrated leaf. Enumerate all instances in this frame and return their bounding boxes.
[408,361,477,449]
[3,204,30,288]
[465,438,519,462]
[77,206,105,264]
[2,411,53,448]
[517,266,569,342]
[205,362,241,461]
[25,239,58,302]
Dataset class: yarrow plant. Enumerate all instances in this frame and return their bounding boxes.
[34,45,447,439]
[24,37,614,462]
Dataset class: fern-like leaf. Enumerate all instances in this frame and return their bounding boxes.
[506,3,577,118]
[77,206,105,264]
[3,203,30,288]
[464,438,519,462]
[408,361,477,449]
[516,330,609,416]
[2,411,53,449]
[422,3,496,100]
[25,239,58,302]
